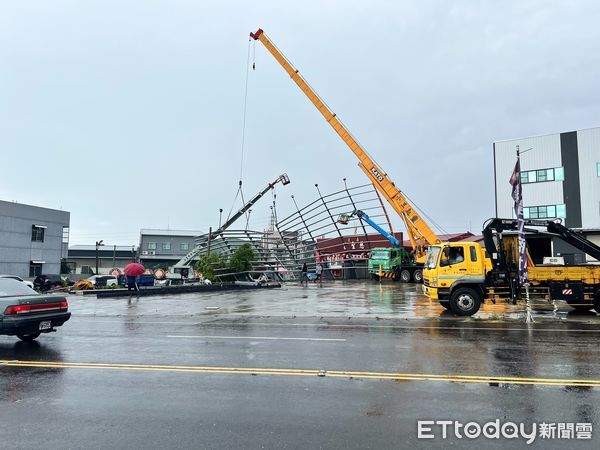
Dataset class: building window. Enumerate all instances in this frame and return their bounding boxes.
[469,246,478,262]
[521,167,564,184]
[31,225,45,242]
[440,247,464,266]
[148,242,156,250]
[163,242,171,250]
[523,204,565,219]
[554,167,564,181]
[81,265,93,275]
[522,169,536,183]
[180,243,189,251]
[29,263,42,277]
[536,169,548,182]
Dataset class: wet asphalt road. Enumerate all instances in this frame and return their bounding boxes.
[1,281,600,449]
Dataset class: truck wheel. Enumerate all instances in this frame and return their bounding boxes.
[439,301,451,310]
[449,288,481,316]
[371,273,380,281]
[412,270,423,283]
[399,270,411,283]
[17,332,41,342]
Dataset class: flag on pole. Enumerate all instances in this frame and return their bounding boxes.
[509,157,528,284]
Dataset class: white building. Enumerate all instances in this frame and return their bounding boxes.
[138,229,203,269]
[494,127,600,263]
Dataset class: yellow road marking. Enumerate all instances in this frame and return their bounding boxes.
[1,359,599,387]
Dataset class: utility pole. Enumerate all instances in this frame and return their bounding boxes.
[112,245,116,268]
[206,227,212,256]
[95,240,104,275]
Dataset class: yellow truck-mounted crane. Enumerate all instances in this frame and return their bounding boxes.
[250,28,441,263]
[422,218,600,315]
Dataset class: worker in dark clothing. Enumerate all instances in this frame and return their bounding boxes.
[301,263,308,285]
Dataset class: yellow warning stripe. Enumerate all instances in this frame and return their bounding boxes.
[1,360,599,387]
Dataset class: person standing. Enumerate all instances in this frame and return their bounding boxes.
[127,275,138,292]
[315,263,323,283]
[301,262,308,285]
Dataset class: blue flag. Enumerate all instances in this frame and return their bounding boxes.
[509,158,528,284]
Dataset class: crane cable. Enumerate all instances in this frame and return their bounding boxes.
[239,38,252,183]
[227,39,254,223]
[402,191,449,236]
[272,187,278,225]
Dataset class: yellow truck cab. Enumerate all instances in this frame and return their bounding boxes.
[423,218,600,316]
[423,242,490,314]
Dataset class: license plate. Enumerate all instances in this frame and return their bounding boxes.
[39,321,51,331]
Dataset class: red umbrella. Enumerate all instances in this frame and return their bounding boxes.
[123,263,145,277]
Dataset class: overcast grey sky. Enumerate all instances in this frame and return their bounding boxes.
[2,0,599,245]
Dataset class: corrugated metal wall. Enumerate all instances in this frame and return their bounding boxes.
[0,201,70,278]
[576,128,600,229]
[494,133,563,217]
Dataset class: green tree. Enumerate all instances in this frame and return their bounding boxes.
[195,253,227,281]
[228,244,257,273]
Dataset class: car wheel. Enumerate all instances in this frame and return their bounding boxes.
[17,332,41,342]
[449,288,481,316]
[400,270,411,283]
[412,270,423,283]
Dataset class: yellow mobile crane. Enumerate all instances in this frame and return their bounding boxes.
[250,28,441,263]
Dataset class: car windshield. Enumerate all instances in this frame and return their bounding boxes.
[0,278,38,297]
[425,247,441,269]
[370,250,390,260]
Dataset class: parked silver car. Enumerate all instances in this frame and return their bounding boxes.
[0,278,70,342]
[87,275,118,287]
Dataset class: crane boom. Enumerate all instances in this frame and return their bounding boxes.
[355,210,401,247]
[250,28,441,259]
[216,174,290,236]
[172,174,290,270]
[339,210,400,247]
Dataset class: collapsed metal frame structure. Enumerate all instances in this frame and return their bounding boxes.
[194,181,403,280]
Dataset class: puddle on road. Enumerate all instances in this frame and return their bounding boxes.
[67,281,600,325]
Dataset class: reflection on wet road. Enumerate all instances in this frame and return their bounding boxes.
[66,280,600,323]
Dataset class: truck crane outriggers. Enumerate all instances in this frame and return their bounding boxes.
[250,28,441,264]
[169,174,290,276]
[338,209,422,282]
